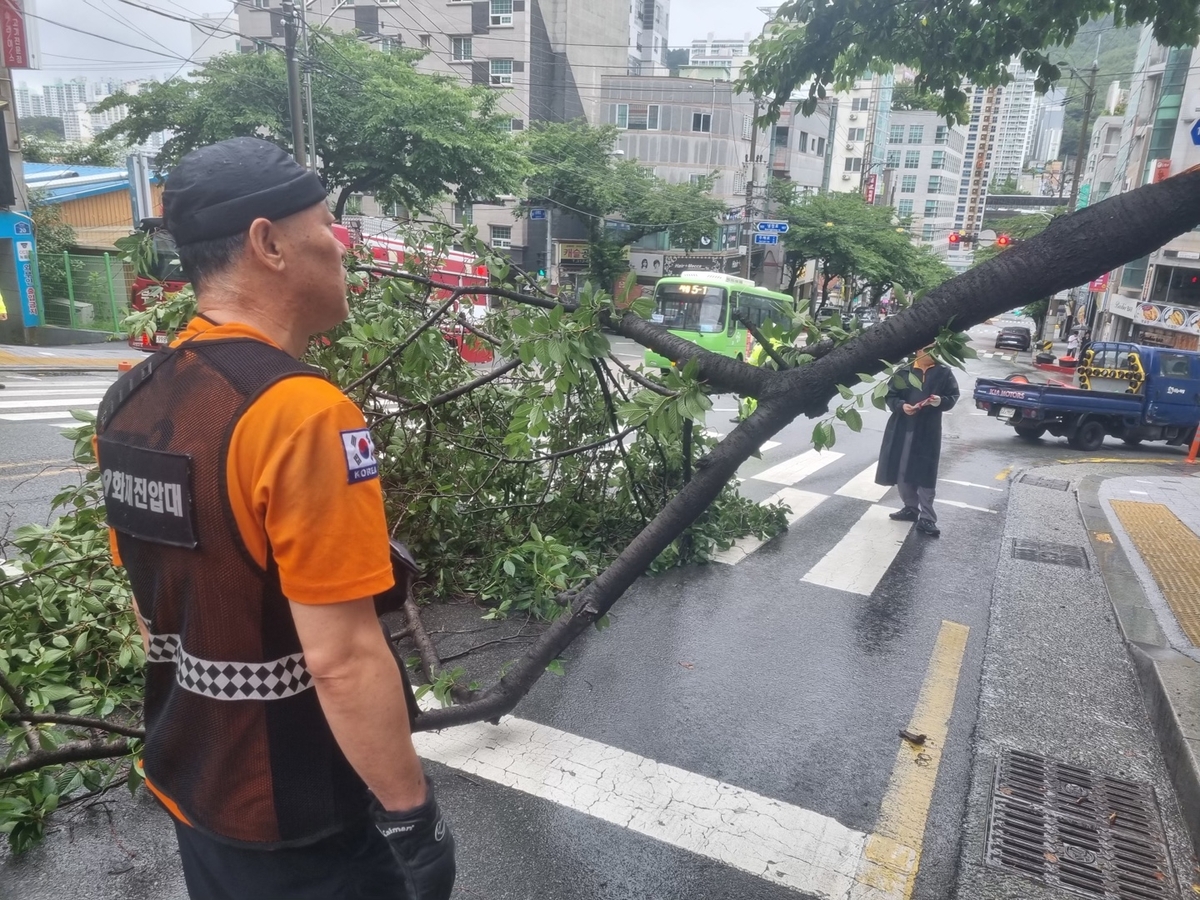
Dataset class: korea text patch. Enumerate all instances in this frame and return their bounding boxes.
[341,429,379,484]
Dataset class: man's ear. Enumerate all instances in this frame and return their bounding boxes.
[244,218,284,273]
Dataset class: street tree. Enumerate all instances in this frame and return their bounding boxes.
[773,188,952,306]
[523,121,725,287]
[21,135,129,168]
[740,0,1198,122]
[95,32,526,219]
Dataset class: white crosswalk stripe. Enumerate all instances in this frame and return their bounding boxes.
[835,463,890,502]
[0,380,109,428]
[751,449,843,485]
[801,505,911,595]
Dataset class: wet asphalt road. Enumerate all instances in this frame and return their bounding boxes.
[2,324,1195,899]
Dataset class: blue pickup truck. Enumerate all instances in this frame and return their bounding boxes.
[973,342,1200,451]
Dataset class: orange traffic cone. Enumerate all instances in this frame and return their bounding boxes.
[1186,427,1200,466]
[117,360,133,373]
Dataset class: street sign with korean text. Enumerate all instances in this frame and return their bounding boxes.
[753,233,779,245]
[529,208,547,220]
[756,220,789,234]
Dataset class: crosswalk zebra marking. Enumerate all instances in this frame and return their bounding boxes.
[834,464,890,503]
[751,449,843,486]
[801,505,910,596]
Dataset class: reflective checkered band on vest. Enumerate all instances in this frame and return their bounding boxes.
[146,633,313,701]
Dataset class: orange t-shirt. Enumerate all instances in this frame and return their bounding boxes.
[106,318,393,605]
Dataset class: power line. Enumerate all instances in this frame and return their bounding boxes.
[23,11,195,62]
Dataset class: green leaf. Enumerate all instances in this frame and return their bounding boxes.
[546,659,565,676]
[843,408,863,432]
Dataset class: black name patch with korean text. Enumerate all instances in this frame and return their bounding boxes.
[96,437,198,548]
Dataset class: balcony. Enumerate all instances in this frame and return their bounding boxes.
[771,146,790,173]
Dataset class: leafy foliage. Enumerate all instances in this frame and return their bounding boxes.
[30,197,81,304]
[21,136,129,168]
[95,31,527,219]
[739,0,1198,123]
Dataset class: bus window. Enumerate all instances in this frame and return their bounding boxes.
[727,292,741,336]
[654,284,727,333]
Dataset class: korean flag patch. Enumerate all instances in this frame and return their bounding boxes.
[341,429,379,484]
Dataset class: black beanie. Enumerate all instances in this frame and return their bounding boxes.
[162,137,328,246]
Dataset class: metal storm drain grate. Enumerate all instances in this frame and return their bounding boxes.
[1012,540,1091,569]
[985,749,1176,899]
[1020,475,1071,491]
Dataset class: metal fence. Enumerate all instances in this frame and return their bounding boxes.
[41,251,135,335]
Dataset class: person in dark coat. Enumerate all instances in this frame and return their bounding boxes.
[874,345,961,536]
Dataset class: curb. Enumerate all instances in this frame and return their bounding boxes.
[1078,473,1200,857]
[0,365,124,376]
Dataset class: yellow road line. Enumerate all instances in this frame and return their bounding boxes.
[854,620,970,899]
[995,466,1012,481]
[1056,457,1174,465]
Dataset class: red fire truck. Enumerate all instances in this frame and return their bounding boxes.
[128,219,493,363]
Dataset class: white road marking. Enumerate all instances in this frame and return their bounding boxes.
[802,505,910,595]
[711,488,828,565]
[760,440,781,452]
[0,388,108,397]
[938,478,1004,492]
[1,410,97,421]
[0,397,104,410]
[936,499,997,514]
[413,715,869,897]
[835,464,890,502]
[752,449,844,485]
[711,407,738,412]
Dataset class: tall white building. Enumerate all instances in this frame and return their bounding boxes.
[882,109,967,256]
[1029,89,1065,167]
[991,62,1037,181]
[688,33,753,77]
[827,72,893,195]
[947,85,1001,271]
[635,0,670,74]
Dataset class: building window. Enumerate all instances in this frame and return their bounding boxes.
[904,150,920,169]
[774,125,789,147]
[907,125,924,144]
[844,157,862,172]
[796,130,808,153]
[491,225,512,249]
[452,37,472,60]
[935,125,948,144]
[889,124,904,143]
[922,223,935,241]
[419,34,431,48]
[490,0,513,25]
[897,199,913,217]
[931,150,946,170]
[924,199,938,216]
[886,150,900,168]
[379,36,400,53]
[510,118,525,131]
[928,176,942,193]
[490,58,513,85]
[900,175,916,193]
[453,202,473,225]
[816,137,825,156]
[848,127,865,142]
[253,0,267,7]
[692,112,711,133]
[617,102,659,130]
[689,173,706,186]
[851,97,870,111]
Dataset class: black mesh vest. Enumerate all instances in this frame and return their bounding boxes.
[96,338,369,847]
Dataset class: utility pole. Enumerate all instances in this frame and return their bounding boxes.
[1068,61,1099,211]
[742,97,760,281]
[546,205,556,288]
[298,1,317,173]
[281,1,307,168]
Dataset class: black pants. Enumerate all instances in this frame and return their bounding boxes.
[175,818,410,900]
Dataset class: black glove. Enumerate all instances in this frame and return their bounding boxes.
[372,783,456,900]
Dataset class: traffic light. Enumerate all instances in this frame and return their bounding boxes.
[948,232,962,246]
[996,234,1012,248]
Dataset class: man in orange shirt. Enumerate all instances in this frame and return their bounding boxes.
[95,137,454,899]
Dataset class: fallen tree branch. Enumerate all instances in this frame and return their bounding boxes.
[0,669,41,752]
[0,738,133,779]
[606,353,676,397]
[733,311,790,370]
[2,712,144,739]
[359,266,577,312]
[345,292,463,392]
[439,634,537,663]
[454,314,503,348]
[403,596,442,687]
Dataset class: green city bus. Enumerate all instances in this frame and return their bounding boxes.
[643,271,795,368]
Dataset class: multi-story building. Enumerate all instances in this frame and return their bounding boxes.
[947,85,1001,271]
[688,33,753,77]
[237,0,636,271]
[1079,114,1123,206]
[14,84,45,120]
[827,72,893,195]
[881,109,966,256]
[634,0,669,74]
[1029,89,1065,168]
[20,79,89,141]
[991,62,1037,181]
[1092,29,1200,350]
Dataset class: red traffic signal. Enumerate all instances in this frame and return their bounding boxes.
[948,232,962,245]
[996,234,1012,247]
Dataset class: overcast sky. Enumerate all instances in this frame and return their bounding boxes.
[20,0,770,88]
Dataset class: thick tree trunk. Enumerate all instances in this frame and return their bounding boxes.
[408,169,1200,730]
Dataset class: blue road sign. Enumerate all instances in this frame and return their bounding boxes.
[756,220,790,234]
[530,208,548,220]
[1192,119,1200,146]
[753,233,779,245]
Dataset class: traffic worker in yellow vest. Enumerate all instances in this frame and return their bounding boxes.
[95,138,454,900]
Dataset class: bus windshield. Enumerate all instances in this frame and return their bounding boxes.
[653,284,727,333]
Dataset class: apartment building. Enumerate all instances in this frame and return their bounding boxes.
[1092,29,1200,350]
[946,85,1001,271]
[633,0,670,74]
[688,33,753,78]
[881,109,966,256]
[991,63,1037,181]
[826,73,893,195]
[1079,115,1123,206]
[237,0,635,270]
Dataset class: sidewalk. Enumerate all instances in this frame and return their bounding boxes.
[1080,469,1200,855]
[0,342,140,373]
